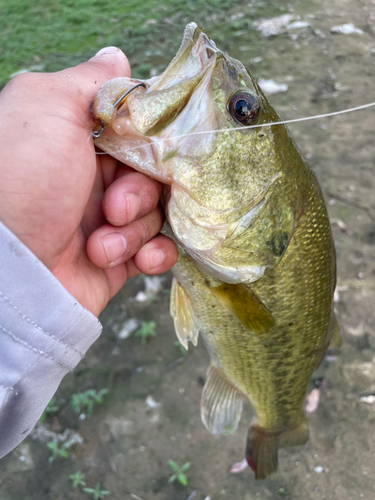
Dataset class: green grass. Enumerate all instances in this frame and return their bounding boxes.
[46,440,70,463]
[0,0,291,88]
[134,321,156,344]
[82,483,110,499]
[69,470,86,489]
[70,388,109,415]
[168,460,191,486]
[39,396,59,422]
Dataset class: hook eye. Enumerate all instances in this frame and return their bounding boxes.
[92,121,104,139]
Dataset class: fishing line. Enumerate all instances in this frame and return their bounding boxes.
[93,100,375,154]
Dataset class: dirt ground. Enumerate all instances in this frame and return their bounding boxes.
[1,0,375,499]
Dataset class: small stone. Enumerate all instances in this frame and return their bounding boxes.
[330,23,363,35]
[258,78,288,95]
[146,395,161,408]
[360,395,375,404]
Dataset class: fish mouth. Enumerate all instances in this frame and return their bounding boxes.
[149,23,220,92]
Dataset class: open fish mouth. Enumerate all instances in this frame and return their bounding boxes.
[149,22,220,91]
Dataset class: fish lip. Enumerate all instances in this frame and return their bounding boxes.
[149,23,221,91]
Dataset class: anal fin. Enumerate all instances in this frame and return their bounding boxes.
[201,364,243,436]
[170,277,199,350]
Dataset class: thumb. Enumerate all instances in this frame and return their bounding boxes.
[57,46,131,127]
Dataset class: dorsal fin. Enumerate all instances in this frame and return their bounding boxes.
[209,283,275,333]
[170,277,200,350]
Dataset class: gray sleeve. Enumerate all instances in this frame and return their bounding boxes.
[0,222,103,458]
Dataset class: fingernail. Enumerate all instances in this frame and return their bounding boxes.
[92,46,121,58]
[149,248,165,270]
[101,233,127,264]
[124,193,141,222]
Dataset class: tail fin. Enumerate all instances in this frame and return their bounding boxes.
[246,417,309,480]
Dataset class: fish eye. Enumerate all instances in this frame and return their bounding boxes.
[228,91,260,126]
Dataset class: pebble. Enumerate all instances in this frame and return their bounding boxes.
[330,23,363,35]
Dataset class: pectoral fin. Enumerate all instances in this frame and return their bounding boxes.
[170,278,199,350]
[201,364,243,435]
[209,283,275,333]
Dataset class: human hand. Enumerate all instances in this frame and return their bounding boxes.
[0,47,178,316]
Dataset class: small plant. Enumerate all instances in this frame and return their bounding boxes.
[173,340,187,355]
[168,460,191,486]
[39,397,59,422]
[69,470,86,489]
[134,321,156,344]
[47,441,69,463]
[82,483,110,499]
[70,388,109,415]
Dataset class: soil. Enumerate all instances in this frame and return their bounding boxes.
[1,0,375,499]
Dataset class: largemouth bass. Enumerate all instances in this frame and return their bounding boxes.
[90,23,340,479]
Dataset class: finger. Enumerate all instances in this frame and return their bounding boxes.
[86,206,164,268]
[60,47,130,98]
[133,234,178,275]
[103,263,129,301]
[52,47,131,131]
[98,154,136,192]
[99,153,120,190]
[126,258,142,280]
[103,171,162,226]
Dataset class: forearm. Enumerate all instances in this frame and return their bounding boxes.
[0,221,102,458]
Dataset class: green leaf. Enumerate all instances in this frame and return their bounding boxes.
[168,460,179,471]
[168,474,177,483]
[134,321,156,344]
[69,470,86,488]
[180,462,191,472]
[177,473,188,486]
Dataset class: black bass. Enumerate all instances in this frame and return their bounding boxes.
[90,23,340,479]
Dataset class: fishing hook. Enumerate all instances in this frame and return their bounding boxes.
[92,82,147,139]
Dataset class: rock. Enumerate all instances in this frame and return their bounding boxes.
[258,78,288,95]
[330,23,363,35]
[253,14,295,37]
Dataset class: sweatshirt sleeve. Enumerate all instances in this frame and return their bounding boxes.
[0,221,103,458]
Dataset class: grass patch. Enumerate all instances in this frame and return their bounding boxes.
[0,0,291,88]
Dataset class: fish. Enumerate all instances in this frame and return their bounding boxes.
[90,22,341,479]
